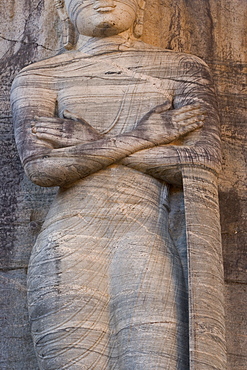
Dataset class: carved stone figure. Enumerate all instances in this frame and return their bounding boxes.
[11,1,225,369]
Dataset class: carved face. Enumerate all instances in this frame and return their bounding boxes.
[64,0,139,37]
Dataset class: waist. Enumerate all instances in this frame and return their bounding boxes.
[43,165,169,226]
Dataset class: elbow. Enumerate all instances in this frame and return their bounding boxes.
[179,144,222,174]
[24,160,65,187]
[197,144,222,173]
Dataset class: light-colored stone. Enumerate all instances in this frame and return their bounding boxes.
[10,1,226,369]
[0,269,38,369]
[225,283,247,370]
[0,0,246,369]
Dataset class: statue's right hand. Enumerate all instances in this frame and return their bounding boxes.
[31,111,103,148]
[135,102,205,145]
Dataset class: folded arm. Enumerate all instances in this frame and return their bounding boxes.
[11,55,218,188]
[11,71,204,187]
[120,58,221,185]
[14,105,202,187]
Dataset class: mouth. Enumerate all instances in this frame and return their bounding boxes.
[95,7,115,12]
[93,3,116,13]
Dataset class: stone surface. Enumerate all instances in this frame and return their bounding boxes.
[0,0,246,369]
[0,269,37,369]
[183,168,225,369]
[225,283,247,369]
[11,0,223,367]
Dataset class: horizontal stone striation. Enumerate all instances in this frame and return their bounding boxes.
[27,166,188,369]
[11,43,224,368]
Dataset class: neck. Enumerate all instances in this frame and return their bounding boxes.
[76,30,141,55]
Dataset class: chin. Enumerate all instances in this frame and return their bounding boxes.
[76,11,135,38]
[92,22,123,37]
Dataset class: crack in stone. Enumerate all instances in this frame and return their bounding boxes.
[0,34,57,52]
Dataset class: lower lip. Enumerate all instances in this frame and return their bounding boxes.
[95,7,115,12]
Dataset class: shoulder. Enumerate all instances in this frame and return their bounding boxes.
[157,50,212,83]
[144,41,209,66]
[18,51,85,74]
[151,48,210,74]
[138,42,208,65]
[11,51,88,94]
[123,44,212,84]
[127,41,211,78]
[12,51,88,83]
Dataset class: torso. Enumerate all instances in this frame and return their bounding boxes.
[55,50,175,137]
[48,50,175,206]
[19,47,207,204]
[26,47,189,369]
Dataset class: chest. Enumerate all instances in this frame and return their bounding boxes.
[56,57,174,136]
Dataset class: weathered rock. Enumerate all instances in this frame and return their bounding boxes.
[0,0,246,369]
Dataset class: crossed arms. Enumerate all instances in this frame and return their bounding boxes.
[11,61,221,187]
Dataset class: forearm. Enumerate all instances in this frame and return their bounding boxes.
[120,143,222,186]
[24,100,209,187]
[24,131,155,187]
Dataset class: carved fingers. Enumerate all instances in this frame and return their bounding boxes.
[31,113,102,148]
[136,102,205,145]
[169,103,205,136]
[31,116,71,148]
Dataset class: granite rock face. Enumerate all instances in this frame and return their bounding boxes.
[0,0,246,369]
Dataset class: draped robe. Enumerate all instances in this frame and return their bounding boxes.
[11,48,220,369]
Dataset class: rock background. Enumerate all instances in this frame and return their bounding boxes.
[0,0,246,368]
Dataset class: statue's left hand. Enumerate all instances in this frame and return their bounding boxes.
[31,110,103,148]
[135,102,206,145]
